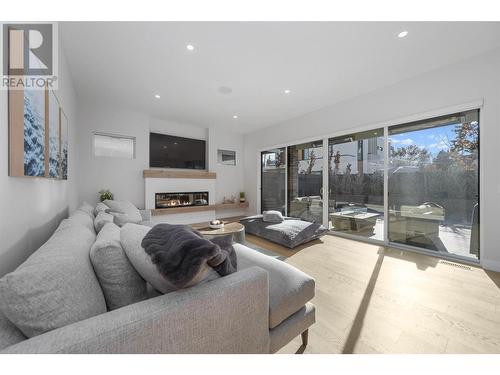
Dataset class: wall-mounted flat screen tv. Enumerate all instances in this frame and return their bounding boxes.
[150,133,206,169]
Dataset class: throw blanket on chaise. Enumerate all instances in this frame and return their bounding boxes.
[141,223,237,288]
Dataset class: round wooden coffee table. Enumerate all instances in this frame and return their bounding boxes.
[195,222,245,244]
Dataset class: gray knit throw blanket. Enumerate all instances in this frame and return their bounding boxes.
[141,223,237,288]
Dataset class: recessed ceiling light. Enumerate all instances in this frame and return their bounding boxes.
[218,86,233,95]
[186,44,195,51]
[284,89,291,94]
[398,31,408,38]
[233,115,238,119]
[154,94,161,99]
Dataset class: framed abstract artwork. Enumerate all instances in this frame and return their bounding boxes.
[8,87,68,180]
[9,89,45,177]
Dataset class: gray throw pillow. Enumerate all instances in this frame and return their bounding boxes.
[94,211,114,233]
[120,224,219,294]
[0,311,26,350]
[263,210,284,223]
[94,202,110,216]
[104,200,142,227]
[110,212,141,227]
[90,223,148,310]
[0,224,106,337]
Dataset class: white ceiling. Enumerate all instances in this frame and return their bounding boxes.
[60,22,500,134]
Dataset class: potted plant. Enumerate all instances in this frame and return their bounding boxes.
[239,192,246,203]
[98,189,114,202]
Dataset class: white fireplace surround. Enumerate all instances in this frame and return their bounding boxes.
[145,176,216,224]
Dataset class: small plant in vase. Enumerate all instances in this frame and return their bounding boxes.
[98,189,114,202]
[239,192,246,203]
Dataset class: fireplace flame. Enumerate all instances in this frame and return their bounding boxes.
[155,192,209,209]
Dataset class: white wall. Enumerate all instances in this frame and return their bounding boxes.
[244,48,500,271]
[77,105,211,208]
[208,128,248,218]
[0,44,79,276]
[76,105,247,217]
[76,102,150,208]
[150,118,207,141]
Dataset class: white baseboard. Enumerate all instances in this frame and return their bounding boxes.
[481,259,500,272]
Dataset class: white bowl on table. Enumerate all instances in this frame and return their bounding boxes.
[209,220,225,229]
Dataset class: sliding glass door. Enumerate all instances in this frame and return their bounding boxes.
[388,110,480,259]
[261,148,286,214]
[328,129,385,240]
[259,108,480,261]
[287,141,324,223]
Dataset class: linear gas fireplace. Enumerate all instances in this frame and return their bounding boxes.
[155,192,209,209]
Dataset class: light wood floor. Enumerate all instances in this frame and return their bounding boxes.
[245,233,500,354]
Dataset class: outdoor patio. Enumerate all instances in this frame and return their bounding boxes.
[330,218,476,260]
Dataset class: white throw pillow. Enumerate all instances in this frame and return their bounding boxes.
[104,200,142,227]
[263,210,284,223]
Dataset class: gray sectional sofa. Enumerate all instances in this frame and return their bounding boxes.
[0,203,315,354]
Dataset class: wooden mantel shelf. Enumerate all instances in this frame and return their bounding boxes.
[152,201,249,216]
[214,201,249,210]
[143,169,216,179]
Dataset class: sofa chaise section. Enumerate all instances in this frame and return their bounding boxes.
[235,243,316,353]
